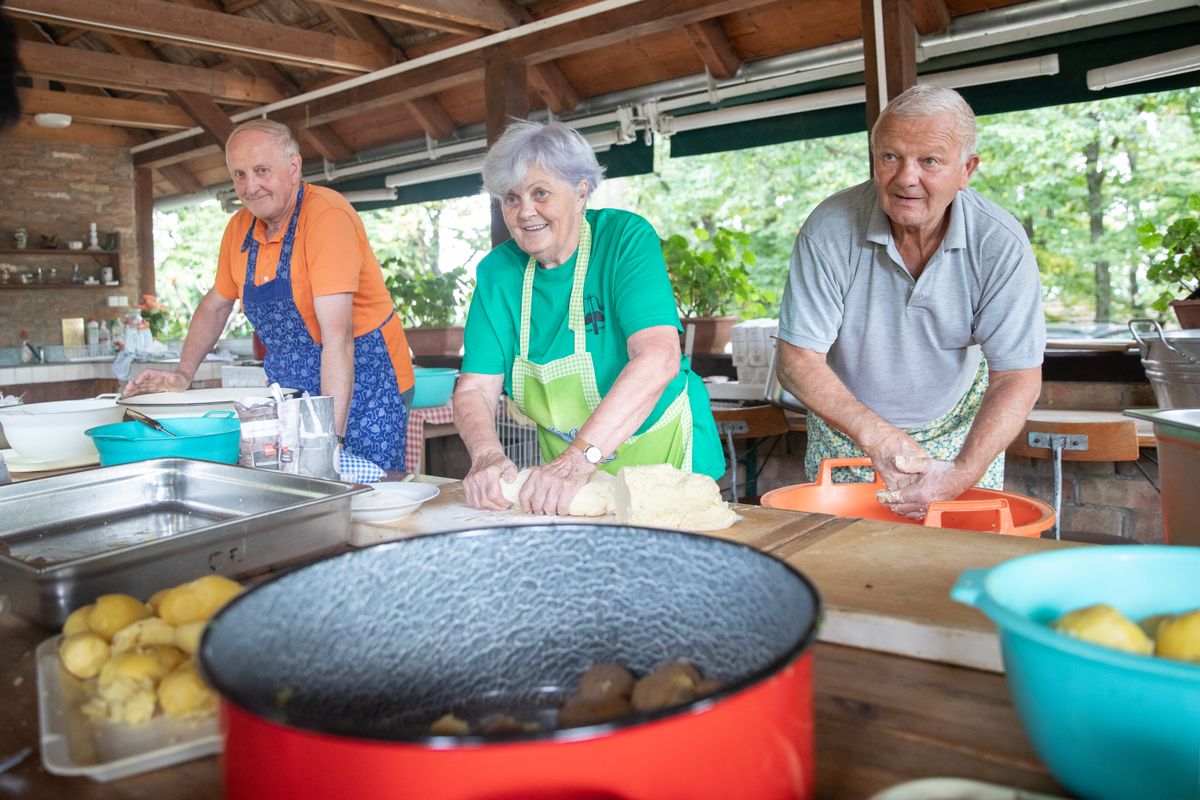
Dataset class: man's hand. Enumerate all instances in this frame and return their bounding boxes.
[122,369,189,398]
[877,458,973,519]
[462,448,518,511]
[862,429,932,490]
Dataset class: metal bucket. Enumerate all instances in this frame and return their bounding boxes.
[1128,320,1200,409]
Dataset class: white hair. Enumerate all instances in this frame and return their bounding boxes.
[482,119,604,199]
[870,84,977,163]
[226,118,300,159]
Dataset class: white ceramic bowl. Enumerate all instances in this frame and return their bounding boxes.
[119,387,296,418]
[0,396,124,462]
[351,482,440,523]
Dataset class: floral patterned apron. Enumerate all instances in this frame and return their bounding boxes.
[240,183,408,470]
[510,217,693,474]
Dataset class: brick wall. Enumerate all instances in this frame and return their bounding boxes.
[0,140,139,348]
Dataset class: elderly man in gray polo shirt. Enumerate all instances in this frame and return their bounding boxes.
[776,84,1045,519]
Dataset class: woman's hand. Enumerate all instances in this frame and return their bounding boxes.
[518,450,596,516]
[462,449,518,510]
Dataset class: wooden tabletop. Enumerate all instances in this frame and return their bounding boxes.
[0,486,1073,799]
[1026,408,1155,448]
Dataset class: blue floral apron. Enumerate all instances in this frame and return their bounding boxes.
[240,183,408,471]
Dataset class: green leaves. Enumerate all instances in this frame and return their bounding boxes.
[1139,193,1200,312]
[381,257,473,328]
[662,226,773,318]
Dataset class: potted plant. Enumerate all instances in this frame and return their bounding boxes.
[382,257,473,356]
[662,226,772,354]
[1139,193,1200,328]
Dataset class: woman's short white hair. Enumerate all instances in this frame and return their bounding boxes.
[870,84,977,163]
[482,119,604,199]
[227,118,300,159]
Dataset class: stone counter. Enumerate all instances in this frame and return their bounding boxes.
[0,360,226,402]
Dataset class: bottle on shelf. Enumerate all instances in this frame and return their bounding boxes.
[97,318,111,350]
[72,263,83,284]
[86,318,100,346]
[19,330,31,363]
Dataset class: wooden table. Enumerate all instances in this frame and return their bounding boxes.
[1026,408,1155,448]
[0,487,1074,799]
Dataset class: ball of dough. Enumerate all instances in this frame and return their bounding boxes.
[157,662,218,720]
[111,617,177,654]
[175,620,207,655]
[58,632,111,679]
[614,464,736,531]
[87,594,152,642]
[158,575,243,626]
[1052,604,1152,655]
[98,645,186,687]
[1156,608,1200,663]
[500,468,617,517]
[577,663,635,701]
[62,604,94,636]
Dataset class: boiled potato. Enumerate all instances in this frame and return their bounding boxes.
[58,632,111,679]
[157,662,218,720]
[175,620,207,655]
[577,663,635,701]
[1051,604,1153,655]
[631,661,701,712]
[85,677,159,725]
[87,594,152,642]
[557,694,634,728]
[111,617,177,654]
[1156,609,1200,663]
[158,575,242,626]
[98,644,187,687]
[62,604,94,636]
[147,587,171,614]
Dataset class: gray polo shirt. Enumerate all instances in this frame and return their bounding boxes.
[778,180,1045,428]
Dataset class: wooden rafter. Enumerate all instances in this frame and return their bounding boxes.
[18,40,284,103]
[159,162,204,195]
[314,0,492,36]
[685,17,740,80]
[18,88,194,129]
[914,0,950,35]
[168,89,236,144]
[529,63,580,115]
[6,0,395,73]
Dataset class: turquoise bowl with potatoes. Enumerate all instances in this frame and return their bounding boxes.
[411,367,458,409]
[952,546,1200,800]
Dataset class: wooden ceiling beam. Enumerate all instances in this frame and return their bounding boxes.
[528,63,580,114]
[159,162,204,195]
[355,0,519,32]
[18,88,194,129]
[685,17,741,80]
[300,126,355,163]
[18,40,284,103]
[914,0,950,35]
[168,89,237,144]
[4,116,137,146]
[316,0,490,36]
[6,0,395,73]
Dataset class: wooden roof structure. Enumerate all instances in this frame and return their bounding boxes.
[6,0,1200,208]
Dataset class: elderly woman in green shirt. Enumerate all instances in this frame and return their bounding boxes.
[453,120,723,515]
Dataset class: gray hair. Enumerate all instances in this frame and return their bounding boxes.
[227,118,300,159]
[482,120,604,199]
[870,84,977,163]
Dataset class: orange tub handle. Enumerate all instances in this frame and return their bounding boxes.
[924,498,1015,534]
[816,457,884,487]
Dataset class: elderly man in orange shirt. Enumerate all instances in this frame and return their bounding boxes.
[125,119,415,471]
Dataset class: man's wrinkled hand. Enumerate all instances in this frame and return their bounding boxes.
[877,459,971,520]
[864,431,931,490]
[462,450,517,511]
[121,369,189,399]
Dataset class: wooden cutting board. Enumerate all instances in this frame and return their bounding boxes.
[351,481,1076,673]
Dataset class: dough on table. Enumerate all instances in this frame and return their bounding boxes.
[500,468,617,517]
[613,464,736,531]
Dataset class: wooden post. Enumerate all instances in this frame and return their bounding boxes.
[135,167,155,298]
[484,47,528,248]
[861,0,917,137]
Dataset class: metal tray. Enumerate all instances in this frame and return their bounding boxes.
[0,458,366,628]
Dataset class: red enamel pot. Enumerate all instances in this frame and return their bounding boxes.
[200,524,821,800]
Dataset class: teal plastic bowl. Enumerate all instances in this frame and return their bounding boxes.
[411,367,458,408]
[85,411,241,466]
[953,547,1200,800]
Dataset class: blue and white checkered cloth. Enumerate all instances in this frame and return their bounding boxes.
[337,448,385,483]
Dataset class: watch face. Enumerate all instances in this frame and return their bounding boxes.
[584,445,603,464]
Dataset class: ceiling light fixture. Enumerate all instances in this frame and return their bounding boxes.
[1086,44,1200,90]
[34,112,72,128]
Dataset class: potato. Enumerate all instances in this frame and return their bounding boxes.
[147,588,171,614]
[158,575,243,626]
[557,694,634,728]
[111,617,177,654]
[58,632,111,679]
[429,713,470,736]
[577,663,635,701]
[91,677,159,725]
[1051,604,1152,655]
[157,662,218,720]
[98,645,186,687]
[175,620,207,655]
[87,594,152,642]
[62,604,94,636]
[1156,609,1200,663]
[631,661,700,712]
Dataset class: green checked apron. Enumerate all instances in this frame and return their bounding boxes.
[805,359,1004,488]
[511,218,694,475]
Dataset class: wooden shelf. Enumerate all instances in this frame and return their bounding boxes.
[0,248,117,260]
[0,248,121,286]
[0,282,119,290]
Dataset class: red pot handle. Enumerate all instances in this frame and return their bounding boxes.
[924,497,1015,533]
[816,457,883,487]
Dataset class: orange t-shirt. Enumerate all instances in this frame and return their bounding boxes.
[215,184,413,393]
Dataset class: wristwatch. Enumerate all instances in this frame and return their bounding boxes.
[569,438,604,465]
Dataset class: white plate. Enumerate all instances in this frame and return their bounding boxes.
[36,637,221,782]
[1,448,98,472]
[351,481,440,523]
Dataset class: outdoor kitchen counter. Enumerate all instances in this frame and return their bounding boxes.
[0,488,1075,799]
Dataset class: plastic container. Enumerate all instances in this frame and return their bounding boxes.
[952,546,1200,800]
[761,458,1054,537]
[411,367,458,408]
[0,395,124,462]
[85,319,100,346]
[85,411,241,466]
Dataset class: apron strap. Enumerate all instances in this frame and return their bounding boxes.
[519,215,592,359]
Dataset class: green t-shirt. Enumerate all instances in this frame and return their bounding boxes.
[463,207,724,479]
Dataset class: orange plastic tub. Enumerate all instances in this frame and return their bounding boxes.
[760,458,1054,538]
